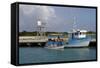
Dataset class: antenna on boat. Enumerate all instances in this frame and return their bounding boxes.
[72,16,77,32]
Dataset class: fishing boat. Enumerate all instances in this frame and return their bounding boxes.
[65,17,91,47]
[65,30,91,47]
[45,34,66,49]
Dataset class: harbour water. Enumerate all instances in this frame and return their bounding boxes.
[19,47,96,64]
[19,34,96,64]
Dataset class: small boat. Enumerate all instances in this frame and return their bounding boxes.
[45,34,65,49]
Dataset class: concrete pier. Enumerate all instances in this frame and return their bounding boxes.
[19,36,48,43]
[19,36,48,47]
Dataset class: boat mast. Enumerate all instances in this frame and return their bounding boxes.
[72,17,77,32]
[37,20,47,39]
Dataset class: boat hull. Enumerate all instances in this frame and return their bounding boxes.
[65,41,90,47]
[65,38,91,47]
[45,45,64,49]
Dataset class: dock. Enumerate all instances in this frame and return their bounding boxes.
[19,36,48,47]
[19,36,48,43]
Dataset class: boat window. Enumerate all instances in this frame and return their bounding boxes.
[75,32,78,35]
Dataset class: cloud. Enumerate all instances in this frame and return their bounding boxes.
[19,5,72,32]
[20,5,56,22]
[19,4,57,32]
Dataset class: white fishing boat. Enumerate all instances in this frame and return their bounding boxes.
[65,30,91,47]
[65,17,91,47]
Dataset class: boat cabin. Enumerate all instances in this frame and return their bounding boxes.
[72,30,87,39]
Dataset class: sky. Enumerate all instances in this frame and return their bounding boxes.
[19,4,96,32]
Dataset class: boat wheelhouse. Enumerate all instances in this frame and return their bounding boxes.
[72,30,87,39]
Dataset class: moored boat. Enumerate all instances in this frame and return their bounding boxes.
[65,17,91,47]
[45,34,65,49]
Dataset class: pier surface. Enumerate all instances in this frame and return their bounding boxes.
[19,36,48,43]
